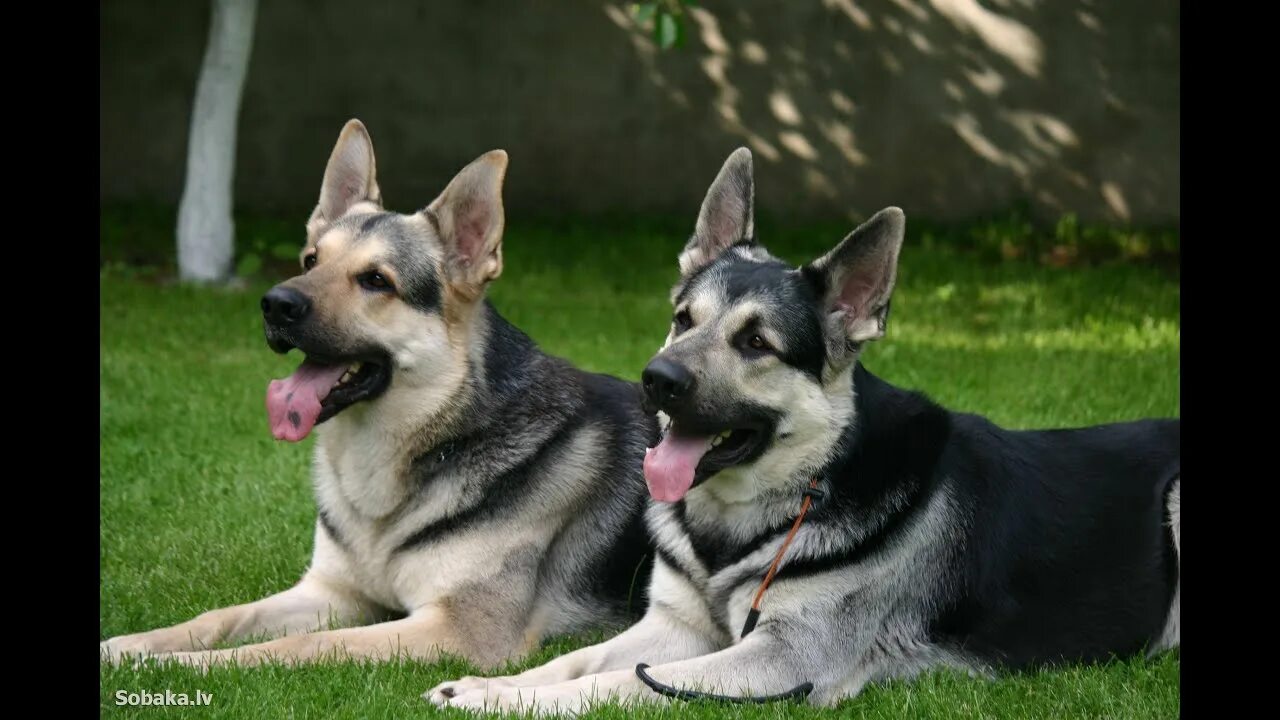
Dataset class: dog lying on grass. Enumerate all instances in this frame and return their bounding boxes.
[428,148,1179,714]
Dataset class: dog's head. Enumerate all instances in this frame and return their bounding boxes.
[640,148,905,503]
[262,119,508,442]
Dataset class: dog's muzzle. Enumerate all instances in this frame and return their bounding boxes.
[641,357,695,414]
[261,286,312,328]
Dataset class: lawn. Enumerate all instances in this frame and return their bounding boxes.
[100,209,1180,718]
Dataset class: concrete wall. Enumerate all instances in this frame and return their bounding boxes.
[100,1,1179,225]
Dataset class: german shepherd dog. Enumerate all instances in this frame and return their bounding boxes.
[428,149,1180,712]
[100,120,655,669]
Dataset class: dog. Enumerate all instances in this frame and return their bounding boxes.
[100,120,656,670]
[427,148,1180,713]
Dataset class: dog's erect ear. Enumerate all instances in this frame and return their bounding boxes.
[311,119,382,227]
[805,207,906,346]
[679,148,755,276]
[425,150,508,296]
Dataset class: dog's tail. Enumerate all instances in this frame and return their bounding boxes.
[1150,473,1179,655]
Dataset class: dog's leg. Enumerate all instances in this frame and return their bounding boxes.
[158,553,548,670]
[438,625,844,715]
[426,560,724,704]
[157,605,469,669]
[101,570,379,661]
[426,601,722,703]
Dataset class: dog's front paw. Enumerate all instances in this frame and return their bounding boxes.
[436,684,588,716]
[425,675,514,707]
[101,634,161,664]
[101,624,211,662]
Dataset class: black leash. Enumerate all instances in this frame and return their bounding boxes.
[635,664,813,704]
[635,478,824,704]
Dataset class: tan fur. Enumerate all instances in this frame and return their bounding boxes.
[428,150,509,300]
[159,606,467,669]
[312,119,382,226]
[679,147,754,276]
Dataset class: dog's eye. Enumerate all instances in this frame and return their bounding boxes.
[736,330,774,358]
[674,310,693,333]
[303,254,317,271]
[358,271,394,292]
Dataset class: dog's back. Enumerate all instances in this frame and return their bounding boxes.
[925,393,1180,667]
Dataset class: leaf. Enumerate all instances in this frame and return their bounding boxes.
[631,3,657,25]
[271,242,299,261]
[236,252,263,278]
[656,11,680,49]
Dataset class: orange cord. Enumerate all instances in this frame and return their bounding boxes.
[750,477,821,613]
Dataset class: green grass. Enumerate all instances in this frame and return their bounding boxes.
[100,211,1179,718]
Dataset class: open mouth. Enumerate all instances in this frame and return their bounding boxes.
[642,419,771,502]
[265,355,391,442]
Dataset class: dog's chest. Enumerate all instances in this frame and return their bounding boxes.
[309,439,459,610]
[646,503,789,637]
[320,421,412,518]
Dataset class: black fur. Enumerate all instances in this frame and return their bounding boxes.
[317,507,349,552]
[359,213,394,234]
[678,255,828,381]
[394,415,588,553]
[927,407,1179,667]
[774,364,952,582]
[340,211,444,312]
[577,371,661,614]
[794,364,1177,669]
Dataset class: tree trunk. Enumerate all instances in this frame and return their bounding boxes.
[176,0,258,283]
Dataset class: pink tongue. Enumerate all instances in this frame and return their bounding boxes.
[265,360,349,442]
[643,433,712,502]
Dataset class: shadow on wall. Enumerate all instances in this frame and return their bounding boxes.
[99,0,1178,225]
[607,0,1177,225]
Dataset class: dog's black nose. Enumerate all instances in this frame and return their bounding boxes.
[261,286,311,326]
[641,357,694,411]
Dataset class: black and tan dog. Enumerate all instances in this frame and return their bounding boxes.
[101,120,655,669]
[429,148,1180,713]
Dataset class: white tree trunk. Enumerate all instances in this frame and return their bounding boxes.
[177,0,258,282]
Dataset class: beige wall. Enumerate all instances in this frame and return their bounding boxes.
[100,1,1179,225]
